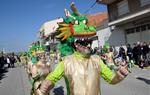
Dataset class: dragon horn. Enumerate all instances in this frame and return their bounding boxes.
[70,2,80,16]
[64,8,76,19]
[64,9,71,17]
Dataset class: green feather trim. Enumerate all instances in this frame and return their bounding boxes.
[57,36,75,57]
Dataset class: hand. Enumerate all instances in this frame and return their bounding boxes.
[35,89,44,95]
[40,80,53,94]
[116,64,129,79]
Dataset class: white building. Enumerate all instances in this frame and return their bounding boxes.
[97,0,150,46]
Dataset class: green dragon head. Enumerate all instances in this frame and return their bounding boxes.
[56,2,96,57]
[56,2,96,41]
[28,42,46,57]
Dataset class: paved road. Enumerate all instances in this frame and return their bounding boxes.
[101,68,150,95]
[0,66,149,95]
[0,67,31,95]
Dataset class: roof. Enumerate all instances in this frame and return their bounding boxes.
[96,0,117,4]
[39,18,63,37]
[87,12,108,27]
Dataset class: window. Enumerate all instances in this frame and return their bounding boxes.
[117,0,129,16]
[126,28,135,34]
[135,27,140,32]
[126,23,150,34]
[147,24,150,30]
[141,25,147,31]
[140,0,150,6]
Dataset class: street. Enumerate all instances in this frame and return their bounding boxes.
[0,67,31,95]
[0,66,149,95]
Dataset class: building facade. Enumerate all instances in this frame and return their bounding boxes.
[38,18,63,51]
[87,12,111,48]
[97,0,150,46]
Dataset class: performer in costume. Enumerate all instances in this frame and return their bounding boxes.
[103,43,118,71]
[37,2,129,95]
[27,42,51,95]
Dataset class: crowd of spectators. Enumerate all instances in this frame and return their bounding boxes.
[0,52,21,69]
[93,41,150,69]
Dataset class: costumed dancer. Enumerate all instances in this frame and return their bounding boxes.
[20,52,28,68]
[36,2,129,95]
[27,42,51,95]
[103,43,118,71]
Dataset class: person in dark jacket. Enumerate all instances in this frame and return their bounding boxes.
[127,44,132,61]
[142,42,149,59]
[132,42,142,66]
[0,54,5,69]
[119,46,126,61]
[10,55,16,68]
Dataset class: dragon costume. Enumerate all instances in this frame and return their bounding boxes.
[36,2,129,95]
[27,42,51,95]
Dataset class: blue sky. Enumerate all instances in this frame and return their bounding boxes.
[0,0,107,52]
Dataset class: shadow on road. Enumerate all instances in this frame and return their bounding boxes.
[0,68,8,82]
[53,86,64,95]
[136,77,150,85]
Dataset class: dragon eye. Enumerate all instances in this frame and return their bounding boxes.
[74,20,79,25]
[82,20,87,24]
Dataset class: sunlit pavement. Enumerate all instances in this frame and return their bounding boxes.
[0,66,31,95]
[0,65,149,95]
[101,67,150,95]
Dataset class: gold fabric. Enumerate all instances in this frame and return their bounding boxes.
[105,52,114,64]
[64,54,101,95]
[29,60,51,95]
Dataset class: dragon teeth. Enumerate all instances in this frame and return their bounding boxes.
[75,39,77,42]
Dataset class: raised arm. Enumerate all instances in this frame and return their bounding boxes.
[100,59,129,84]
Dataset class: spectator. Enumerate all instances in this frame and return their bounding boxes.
[127,44,133,68]
[136,42,143,68]
[6,56,11,68]
[0,53,5,69]
[119,46,126,61]
[127,44,132,61]
[10,55,16,68]
[132,42,142,65]
[142,42,149,59]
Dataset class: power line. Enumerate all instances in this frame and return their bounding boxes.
[84,1,97,14]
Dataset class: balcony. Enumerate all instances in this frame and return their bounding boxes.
[96,0,117,4]
[108,7,150,26]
